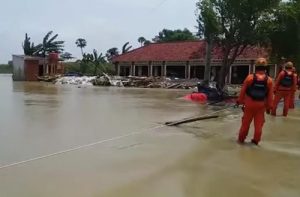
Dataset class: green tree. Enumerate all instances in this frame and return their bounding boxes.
[122,42,133,54]
[60,52,74,61]
[197,0,220,81]
[22,33,39,56]
[35,31,64,57]
[196,0,280,88]
[138,37,146,46]
[152,28,197,43]
[80,53,94,74]
[76,38,87,57]
[269,0,300,69]
[106,47,119,62]
[92,49,106,75]
[144,40,152,45]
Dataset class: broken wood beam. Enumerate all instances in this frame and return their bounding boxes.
[165,115,219,126]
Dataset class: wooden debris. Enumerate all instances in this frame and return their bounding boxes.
[165,115,219,126]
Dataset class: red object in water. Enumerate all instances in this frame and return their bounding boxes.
[48,52,59,64]
[184,93,207,103]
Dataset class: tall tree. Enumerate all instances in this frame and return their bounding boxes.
[138,37,146,46]
[269,0,300,69]
[122,42,133,54]
[106,47,119,62]
[76,38,87,57]
[92,49,106,75]
[152,28,197,43]
[22,33,39,56]
[197,0,220,81]
[35,31,64,57]
[197,0,280,88]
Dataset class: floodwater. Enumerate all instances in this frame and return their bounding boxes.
[0,74,299,197]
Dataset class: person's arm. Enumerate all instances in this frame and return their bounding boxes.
[293,74,297,91]
[237,75,252,105]
[274,71,284,92]
[266,78,274,110]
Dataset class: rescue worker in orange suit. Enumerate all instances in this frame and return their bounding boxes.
[271,62,297,116]
[237,58,273,145]
[289,67,298,109]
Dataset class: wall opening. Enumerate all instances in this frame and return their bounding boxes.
[191,66,204,79]
[231,65,249,84]
[166,66,186,79]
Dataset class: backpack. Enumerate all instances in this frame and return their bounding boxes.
[280,70,293,87]
[246,74,268,101]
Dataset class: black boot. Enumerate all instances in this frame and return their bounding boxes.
[251,139,259,146]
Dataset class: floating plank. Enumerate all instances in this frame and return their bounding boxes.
[165,115,219,126]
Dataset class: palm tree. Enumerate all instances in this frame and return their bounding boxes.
[138,37,146,46]
[76,38,87,57]
[35,31,64,57]
[22,33,39,56]
[92,49,106,75]
[122,42,132,54]
[106,47,119,62]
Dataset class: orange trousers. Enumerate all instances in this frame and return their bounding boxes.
[289,91,295,109]
[272,91,291,116]
[238,104,265,144]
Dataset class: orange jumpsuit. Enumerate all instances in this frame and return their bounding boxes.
[289,72,298,109]
[237,71,273,144]
[271,70,297,116]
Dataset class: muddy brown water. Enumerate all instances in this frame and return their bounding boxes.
[0,74,299,197]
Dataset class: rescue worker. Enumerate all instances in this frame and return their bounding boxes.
[237,58,273,145]
[271,62,297,116]
[289,67,298,109]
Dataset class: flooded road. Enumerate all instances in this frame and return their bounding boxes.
[0,74,299,197]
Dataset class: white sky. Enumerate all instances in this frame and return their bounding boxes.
[0,0,198,63]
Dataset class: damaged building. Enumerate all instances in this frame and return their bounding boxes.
[112,41,278,84]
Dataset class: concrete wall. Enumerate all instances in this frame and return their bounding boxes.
[12,55,25,81]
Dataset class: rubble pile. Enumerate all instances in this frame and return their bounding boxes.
[55,76,96,86]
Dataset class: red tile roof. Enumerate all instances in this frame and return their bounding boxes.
[112,41,269,62]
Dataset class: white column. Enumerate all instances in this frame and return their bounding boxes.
[117,64,120,76]
[229,66,232,84]
[187,64,191,79]
[149,65,153,77]
[132,65,136,76]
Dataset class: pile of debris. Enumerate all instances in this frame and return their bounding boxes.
[93,75,200,89]
[55,76,96,86]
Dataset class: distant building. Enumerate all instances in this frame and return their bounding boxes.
[12,54,64,81]
[112,41,277,84]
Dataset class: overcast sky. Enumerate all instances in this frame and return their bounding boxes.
[0,0,198,63]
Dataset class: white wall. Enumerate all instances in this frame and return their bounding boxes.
[12,55,25,81]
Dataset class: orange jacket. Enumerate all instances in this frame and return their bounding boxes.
[238,71,273,109]
[275,70,297,91]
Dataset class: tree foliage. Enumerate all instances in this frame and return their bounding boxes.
[22,33,38,56]
[122,42,133,54]
[60,52,74,60]
[106,47,119,62]
[138,37,146,46]
[75,38,87,56]
[197,0,220,81]
[35,31,64,57]
[269,0,300,68]
[197,0,280,87]
[152,28,197,43]
[92,49,106,75]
